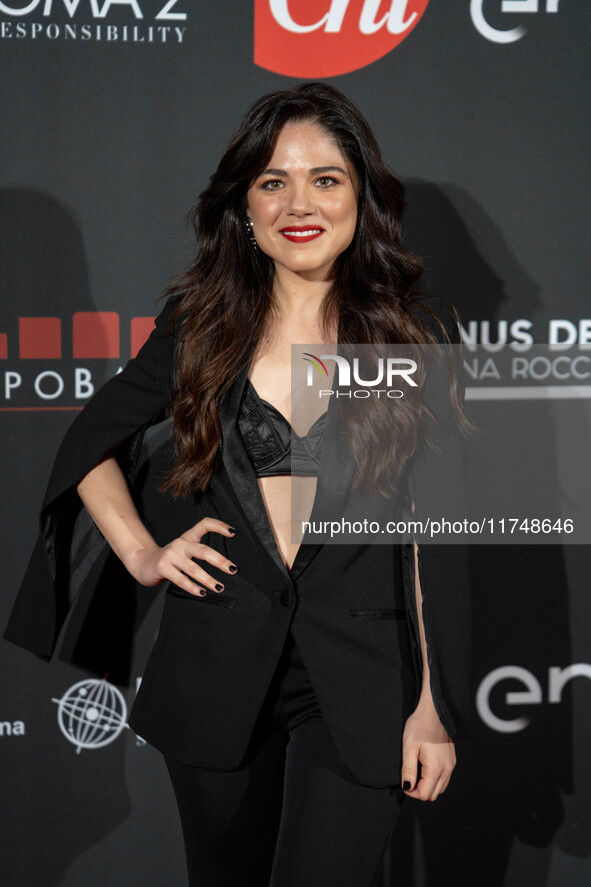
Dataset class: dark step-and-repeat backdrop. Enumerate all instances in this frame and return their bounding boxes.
[1,3,589,886]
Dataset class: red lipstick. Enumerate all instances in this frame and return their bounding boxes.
[279,225,324,243]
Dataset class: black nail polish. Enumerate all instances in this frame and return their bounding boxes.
[228,564,238,573]
[403,781,411,791]
[215,583,224,592]
[200,589,207,596]
[228,527,237,535]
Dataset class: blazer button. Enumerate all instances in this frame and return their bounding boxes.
[280,588,293,607]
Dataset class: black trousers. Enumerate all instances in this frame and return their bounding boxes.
[164,629,404,887]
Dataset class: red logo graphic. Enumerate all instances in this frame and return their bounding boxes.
[254,0,430,78]
[0,312,156,411]
[1,313,155,362]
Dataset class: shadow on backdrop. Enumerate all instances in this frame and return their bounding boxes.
[1,186,579,887]
[0,189,186,887]
[377,182,574,887]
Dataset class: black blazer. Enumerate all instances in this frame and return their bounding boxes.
[4,295,473,789]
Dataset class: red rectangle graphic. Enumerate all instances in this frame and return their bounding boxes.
[73,312,120,359]
[130,316,156,358]
[19,318,61,359]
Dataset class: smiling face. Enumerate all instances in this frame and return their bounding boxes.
[245,120,358,282]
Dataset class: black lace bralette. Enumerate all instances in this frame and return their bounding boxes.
[238,379,327,478]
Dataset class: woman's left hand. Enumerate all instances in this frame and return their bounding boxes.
[400,704,456,801]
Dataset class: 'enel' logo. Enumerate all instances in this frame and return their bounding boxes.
[477,663,591,732]
[254,0,430,78]
[470,0,560,44]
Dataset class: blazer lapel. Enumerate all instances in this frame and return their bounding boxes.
[290,390,356,579]
[217,363,357,583]
[218,366,291,580]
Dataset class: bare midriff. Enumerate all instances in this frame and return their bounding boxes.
[257,474,317,571]
[249,359,328,571]
[248,319,335,571]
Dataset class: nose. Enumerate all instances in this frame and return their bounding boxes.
[285,181,315,217]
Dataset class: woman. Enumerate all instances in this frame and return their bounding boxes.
[5,82,472,886]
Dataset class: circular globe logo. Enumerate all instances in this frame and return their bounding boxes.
[52,679,128,753]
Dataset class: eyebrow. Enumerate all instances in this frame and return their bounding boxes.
[258,165,349,177]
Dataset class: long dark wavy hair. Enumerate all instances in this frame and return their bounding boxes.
[161,81,468,497]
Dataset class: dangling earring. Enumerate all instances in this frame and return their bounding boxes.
[245,218,258,253]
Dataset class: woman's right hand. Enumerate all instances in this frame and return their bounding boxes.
[126,518,239,596]
[77,458,237,597]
